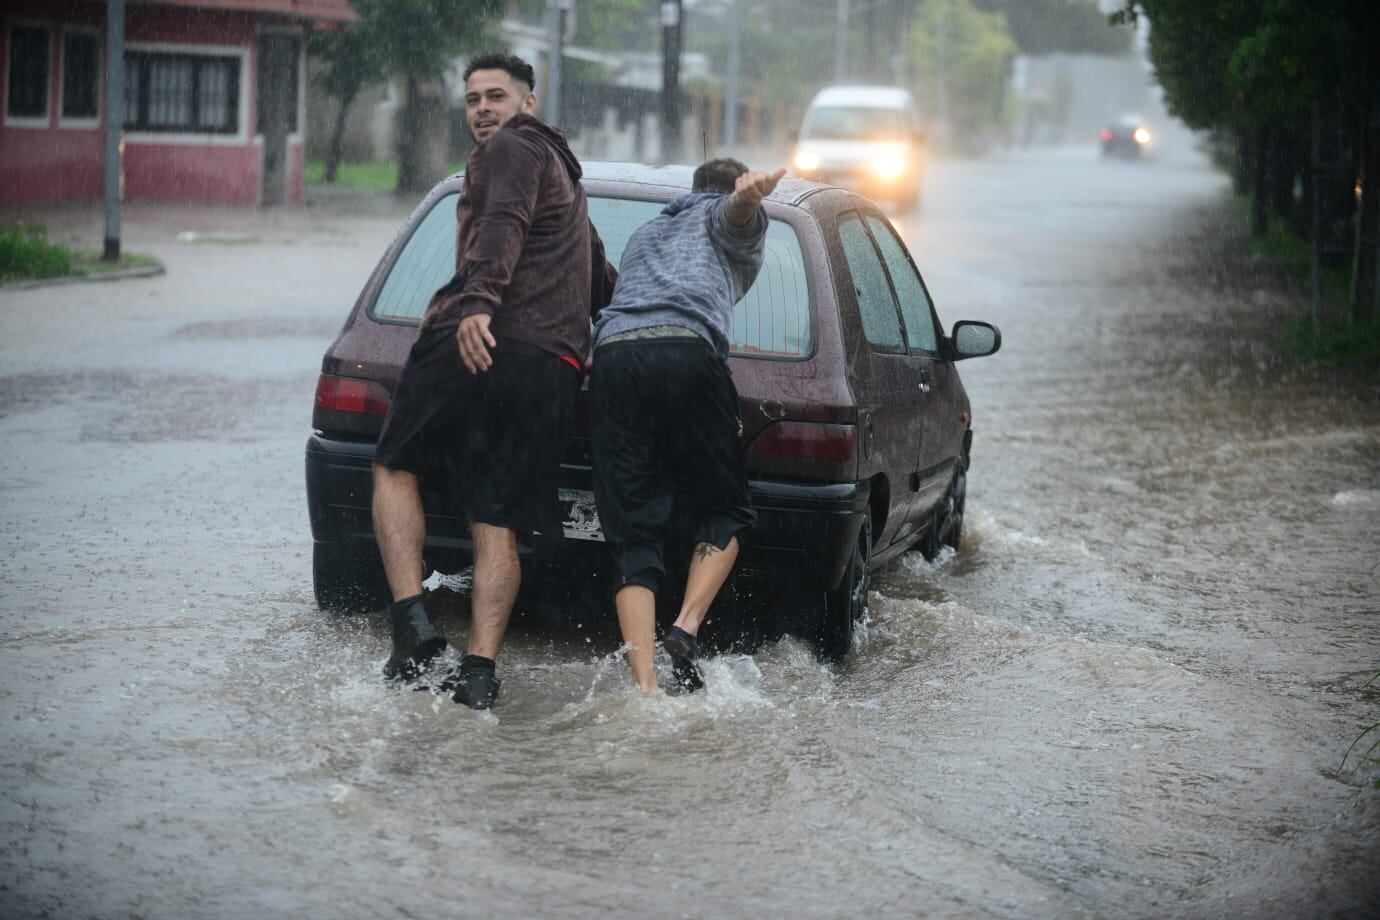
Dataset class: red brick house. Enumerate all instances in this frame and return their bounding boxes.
[1,0,356,206]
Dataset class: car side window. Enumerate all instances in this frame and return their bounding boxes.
[838,211,904,352]
[865,214,939,354]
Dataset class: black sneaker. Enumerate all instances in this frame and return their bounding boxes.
[662,625,704,692]
[383,594,447,680]
[445,656,502,710]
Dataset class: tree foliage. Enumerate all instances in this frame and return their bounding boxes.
[310,1,505,192]
[973,0,1130,56]
[366,0,505,78]
[513,0,655,52]
[1114,0,1380,320]
[911,0,1018,152]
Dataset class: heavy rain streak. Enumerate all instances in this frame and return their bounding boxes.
[1,1,1378,918]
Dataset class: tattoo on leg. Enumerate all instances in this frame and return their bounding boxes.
[695,542,721,561]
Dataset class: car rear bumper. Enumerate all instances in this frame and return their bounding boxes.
[306,434,869,592]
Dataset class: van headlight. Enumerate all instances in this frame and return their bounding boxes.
[870,150,908,180]
[1134,127,1151,145]
[794,150,820,172]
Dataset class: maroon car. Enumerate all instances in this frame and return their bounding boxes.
[306,163,1000,659]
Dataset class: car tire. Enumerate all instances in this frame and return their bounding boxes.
[815,514,872,662]
[940,458,966,552]
[919,451,968,560]
[313,541,390,614]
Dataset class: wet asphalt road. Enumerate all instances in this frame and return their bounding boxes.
[2,145,1378,918]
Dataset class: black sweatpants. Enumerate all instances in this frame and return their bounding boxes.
[374,327,578,535]
[589,338,757,594]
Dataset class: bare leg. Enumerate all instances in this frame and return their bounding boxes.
[372,464,426,601]
[468,522,521,659]
[615,585,659,692]
[672,537,740,637]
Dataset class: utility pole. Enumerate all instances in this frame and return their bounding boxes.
[545,0,570,127]
[660,0,683,162]
[833,0,849,82]
[935,0,949,143]
[725,0,741,147]
[102,0,124,262]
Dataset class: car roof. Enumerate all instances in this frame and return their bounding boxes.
[578,161,823,207]
[808,84,915,109]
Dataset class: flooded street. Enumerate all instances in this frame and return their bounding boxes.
[3,146,1378,918]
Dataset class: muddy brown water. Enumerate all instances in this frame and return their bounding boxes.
[2,147,1378,918]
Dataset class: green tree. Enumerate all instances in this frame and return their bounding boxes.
[310,12,386,184]
[1117,0,1380,321]
[974,0,1130,56]
[372,0,505,194]
[911,0,1018,153]
[512,0,655,52]
[314,0,504,194]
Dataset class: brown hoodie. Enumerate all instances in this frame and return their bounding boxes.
[419,114,616,360]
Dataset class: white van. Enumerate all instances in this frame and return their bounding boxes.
[791,85,926,208]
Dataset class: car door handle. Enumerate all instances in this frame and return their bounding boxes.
[918,368,932,394]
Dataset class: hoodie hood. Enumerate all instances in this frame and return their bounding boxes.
[497,113,583,183]
[662,190,726,217]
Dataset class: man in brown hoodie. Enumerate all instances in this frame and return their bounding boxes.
[371,53,615,709]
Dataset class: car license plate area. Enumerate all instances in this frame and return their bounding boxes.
[559,489,604,542]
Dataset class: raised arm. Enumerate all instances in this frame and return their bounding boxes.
[724,167,787,226]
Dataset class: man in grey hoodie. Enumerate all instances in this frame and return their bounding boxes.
[590,159,786,692]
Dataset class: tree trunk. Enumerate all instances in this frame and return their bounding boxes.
[1271,122,1304,231]
[1352,94,1379,321]
[1251,125,1269,238]
[1233,130,1251,196]
[396,72,448,196]
[324,87,358,185]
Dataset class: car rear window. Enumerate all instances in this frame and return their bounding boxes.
[371,192,813,359]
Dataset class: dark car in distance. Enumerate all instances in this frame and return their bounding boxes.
[306,163,1000,659]
[1100,114,1153,159]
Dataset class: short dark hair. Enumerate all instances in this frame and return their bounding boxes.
[692,158,748,193]
[463,53,536,92]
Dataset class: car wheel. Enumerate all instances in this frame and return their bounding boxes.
[815,514,872,662]
[939,458,966,552]
[919,453,968,560]
[313,541,390,614]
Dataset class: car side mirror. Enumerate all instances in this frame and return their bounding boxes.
[949,321,1001,360]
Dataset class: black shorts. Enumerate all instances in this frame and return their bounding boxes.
[589,338,756,594]
[374,327,578,534]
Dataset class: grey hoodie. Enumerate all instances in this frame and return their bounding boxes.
[592,191,768,358]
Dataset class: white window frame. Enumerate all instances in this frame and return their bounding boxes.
[58,25,101,129]
[4,19,53,128]
[123,41,249,145]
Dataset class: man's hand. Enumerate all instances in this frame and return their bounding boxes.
[457,313,497,374]
[725,167,787,225]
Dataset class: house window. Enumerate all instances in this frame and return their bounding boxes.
[6,24,51,120]
[62,31,99,119]
[123,50,240,134]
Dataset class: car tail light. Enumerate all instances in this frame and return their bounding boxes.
[1099,128,1113,141]
[749,421,856,462]
[315,374,390,416]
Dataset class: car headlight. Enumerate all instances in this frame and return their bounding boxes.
[794,150,820,172]
[1134,127,1151,145]
[870,150,908,180]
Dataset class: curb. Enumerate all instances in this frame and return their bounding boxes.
[1,263,166,291]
